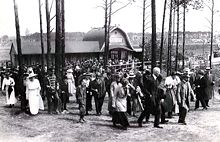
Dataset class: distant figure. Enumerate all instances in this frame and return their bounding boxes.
[204,67,215,107]
[66,68,76,96]
[76,79,87,123]
[2,72,17,107]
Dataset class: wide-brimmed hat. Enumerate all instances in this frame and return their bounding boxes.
[67,68,73,73]
[28,72,37,78]
[206,67,211,70]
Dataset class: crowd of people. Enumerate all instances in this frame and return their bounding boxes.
[0,59,215,130]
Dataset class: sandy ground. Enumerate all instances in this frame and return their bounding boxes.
[1,92,220,142]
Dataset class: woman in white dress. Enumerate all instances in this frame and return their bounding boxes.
[66,68,76,96]
[26,73,44,115]
[2,72,17,107]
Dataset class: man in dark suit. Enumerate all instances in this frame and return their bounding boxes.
[194,70,207,110]
[138,67,163,128]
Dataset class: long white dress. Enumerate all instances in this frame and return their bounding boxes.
[2,77,17,105]
[26,78,44,115]
[66,72,76,95]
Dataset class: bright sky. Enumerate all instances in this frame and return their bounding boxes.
[0,0,220,37]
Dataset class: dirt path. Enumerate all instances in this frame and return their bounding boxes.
[1,93,220,142]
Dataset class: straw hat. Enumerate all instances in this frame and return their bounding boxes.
[28,72,37,78]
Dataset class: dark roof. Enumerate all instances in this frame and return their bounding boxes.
[83,27,106,47]
[83,26,134,51]
[11,40,100,55]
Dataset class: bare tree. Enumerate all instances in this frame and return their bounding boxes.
[159,0,167,69]
[142,0,146,70]
[182,0,186,69]
[13,0,22,68]
[61,0,65,73]
[167,0,173,75]
[209,0,214,68]
[55,0,63,79]
[151,0,157,70]
[39,0,45,70]
[45,0,54,68]
[102,0,135,68]
[175,0,180,71]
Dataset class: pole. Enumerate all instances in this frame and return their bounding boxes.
[142,0,146,71]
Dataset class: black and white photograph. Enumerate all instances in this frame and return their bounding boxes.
[1,0,220,141]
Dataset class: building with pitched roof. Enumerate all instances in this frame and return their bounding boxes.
[10,27,142,67]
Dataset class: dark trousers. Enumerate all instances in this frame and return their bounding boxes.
[61,92,68,110]
[205,100,209,106]
[20,89,28,111]
[178,107,187,123]
[127,96,132,115]
[86,89,92,112]
[94,94,105,114]
[154,113,161,127]
[161,104,166,122]
[47,91,62,113]
[138,104,151,123]
[195,95,206,109]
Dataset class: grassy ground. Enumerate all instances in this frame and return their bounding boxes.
[1,92,220,142]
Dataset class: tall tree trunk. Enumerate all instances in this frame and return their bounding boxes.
[39,0,45,70]
[167,0,173,75]
[175,0,179,71]
[106,0,112,67]
[159,0,167,70]
[151,0,157,70]
[210,0,214,68]
[46,0,52,68]
[13,0,22,68]
[104,0,108,68]
[61,0,65,74]
[55,0,62,79]
[142,0,146,70]
[182,1,186,69]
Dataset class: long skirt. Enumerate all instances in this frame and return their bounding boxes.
[67,80,76,95]
[28,90,44,115]
[5,86,17,105]
[112,111,129,127]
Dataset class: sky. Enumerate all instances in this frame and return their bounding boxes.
[0,0,220,37]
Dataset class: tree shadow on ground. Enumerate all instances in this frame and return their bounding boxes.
[58,117,79,123]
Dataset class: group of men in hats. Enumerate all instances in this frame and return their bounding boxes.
[0,63,215,130]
